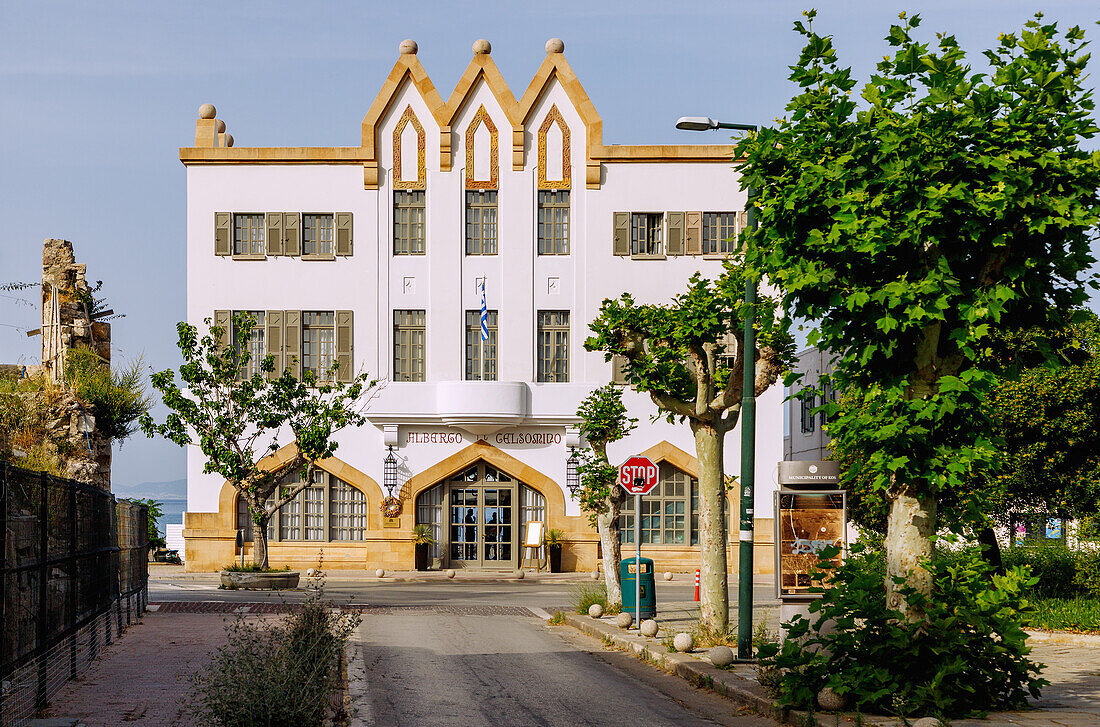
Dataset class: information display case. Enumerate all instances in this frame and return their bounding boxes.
[773,489,846,600]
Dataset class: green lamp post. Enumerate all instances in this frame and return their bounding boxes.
[675,116,759,660]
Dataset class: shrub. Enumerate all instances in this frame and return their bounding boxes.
[690,619,736,648]
[1073,547,1100,598]
[221,563,291,573]
[573,582,608,615]
[64,345,151,441]
[759,543,1047,719]
[190,590,360,727]
[1003,545,1079,598]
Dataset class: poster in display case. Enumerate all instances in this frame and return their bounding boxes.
[774,490,847,599]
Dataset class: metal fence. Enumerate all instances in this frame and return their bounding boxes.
[1,461,148,727]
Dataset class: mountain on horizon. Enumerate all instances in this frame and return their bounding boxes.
[114,477,186,501]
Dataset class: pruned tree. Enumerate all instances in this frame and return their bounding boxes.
[575,384,637,607]
[585,264,793,631]
[141,314,377,569]
[739,11,1100,617]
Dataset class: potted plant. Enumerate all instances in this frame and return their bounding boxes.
[545,528,565,573]
[413,524,435,571]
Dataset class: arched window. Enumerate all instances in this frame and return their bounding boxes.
[620,464,702,545]
[234,468,368,543]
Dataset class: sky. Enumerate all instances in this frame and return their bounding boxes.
[1,0,1098,490]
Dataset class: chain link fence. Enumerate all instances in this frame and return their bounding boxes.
[1,461,148,727]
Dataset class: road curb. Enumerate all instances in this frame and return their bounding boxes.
[562,613,888,727]
[1024,629,1100,647]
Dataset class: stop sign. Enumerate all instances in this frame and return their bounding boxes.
[619,456,659,495]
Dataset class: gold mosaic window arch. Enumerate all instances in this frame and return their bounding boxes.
[464,105,499,190]
[393,105,426,190]
[537,104,571,190]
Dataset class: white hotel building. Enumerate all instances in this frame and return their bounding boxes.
[180,38,784,573]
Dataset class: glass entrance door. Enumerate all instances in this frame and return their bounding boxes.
[445,465,517,570]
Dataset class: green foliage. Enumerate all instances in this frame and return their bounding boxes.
[141,314,378,567]
[1072,548,1100,598]
[1003,546,1079,598]
[221,563,291,573]
[573,582,619,615]
[1027,596,1100,633]
[759,543,1047,718]
[574,385,636,526]
[0,373,64,474]
[741,12,1100,541]
[131,498,166,550]
[543,528,565,546]
[411,523,435,545]
[64,345,151,441]
[547,611,566,625]
[689,619,736,648]
[190,589,360,727]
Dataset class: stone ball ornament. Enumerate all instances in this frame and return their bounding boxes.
[472,39,491,55]
[817,686,847,712]
[223,134,234,147]
[199,103,216,119]
[663,571,674,581]
[640,619,659,637]
[215,119,226,133]
[545,38,565,54]
[590,570,600,580]
[306,568,317,578]
[446,569,456,578]
[614,612,633,629]
[514,569,525,580]
[399,39,418,55]
[708,645,734,667]
[588,603,604,618]
[375,568,385,578]
[672,632,694,652]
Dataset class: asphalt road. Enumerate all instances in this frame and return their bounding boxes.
[348,611,777,727]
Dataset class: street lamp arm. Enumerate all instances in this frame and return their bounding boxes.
[675,116,758,133]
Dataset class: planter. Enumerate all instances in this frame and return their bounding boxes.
[549,545,563,573]
[415,543,431,571]
[220,571,300,590]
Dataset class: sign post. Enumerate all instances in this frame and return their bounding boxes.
[619,456,659,628]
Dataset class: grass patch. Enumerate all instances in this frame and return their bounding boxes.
[222,563,292,573]
[1026,597,1100,633]
[690,619,737,648]
[573,582,624,615]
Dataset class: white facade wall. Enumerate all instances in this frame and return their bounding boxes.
[184,56,784,539]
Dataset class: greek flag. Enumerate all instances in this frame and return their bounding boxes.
[479,280,489,341]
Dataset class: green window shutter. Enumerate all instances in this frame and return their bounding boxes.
[336,212,353,256]
[283,213,300,256]
[612,212,630,256]
[283,310,301,379]
[266,213,284,256]
[265,310,283,378]
[685,211,702,255]
[213,310,231,349]
[214,213,231,256]
[336,310,353,383]
[666,212,685,255]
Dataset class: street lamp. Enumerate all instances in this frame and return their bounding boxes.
[383,446,398,498]
[677,115,759,661]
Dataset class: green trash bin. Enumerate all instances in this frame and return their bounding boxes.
[621,556,656,619]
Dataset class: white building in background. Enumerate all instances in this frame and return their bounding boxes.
[180,37,784,573]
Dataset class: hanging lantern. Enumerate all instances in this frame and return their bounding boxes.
[566,447,580,497]
[383,445,398,498]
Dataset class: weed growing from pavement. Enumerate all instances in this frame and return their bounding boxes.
[547,611,566,625]
[689,618,736,648]
[601,635,615,648]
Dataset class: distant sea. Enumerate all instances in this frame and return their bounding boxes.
[113,478,188,538]
[155,499,187,537]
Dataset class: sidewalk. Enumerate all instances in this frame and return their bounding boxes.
[41,612,235,727]
[150,564,597,584]
[566,605,1100,727]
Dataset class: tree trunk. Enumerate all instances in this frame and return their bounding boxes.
[885,483,936,619]
[253,512,271,570]
[977,524,1004,577]
[599,489,625,606]
[693,420,729,632]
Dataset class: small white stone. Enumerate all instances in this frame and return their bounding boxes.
[446,569,456,578]
[472,39,491,55]
[306,568,317,577]
[588,603,604,618]
[673,632,694,652]
[399,39,418,55]
[708,645,734,667]
[545,38,565,54]
[663,571,674,581]
[215,119,225,133]
[817,686,847,712]
[590,570,600,580]
[640,619,659,637]
[199,103,216,119]
[614,612,633,629]
[514,569,525,579]
[375,568,385,578]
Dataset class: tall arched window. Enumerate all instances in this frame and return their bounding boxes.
[620,464,702,545]
[235,468,369,542]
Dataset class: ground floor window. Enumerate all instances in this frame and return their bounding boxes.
[620,464,701,545]
[235,468,368,543]
[416,461,545,568]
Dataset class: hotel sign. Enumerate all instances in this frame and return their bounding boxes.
[403,428,564,448]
